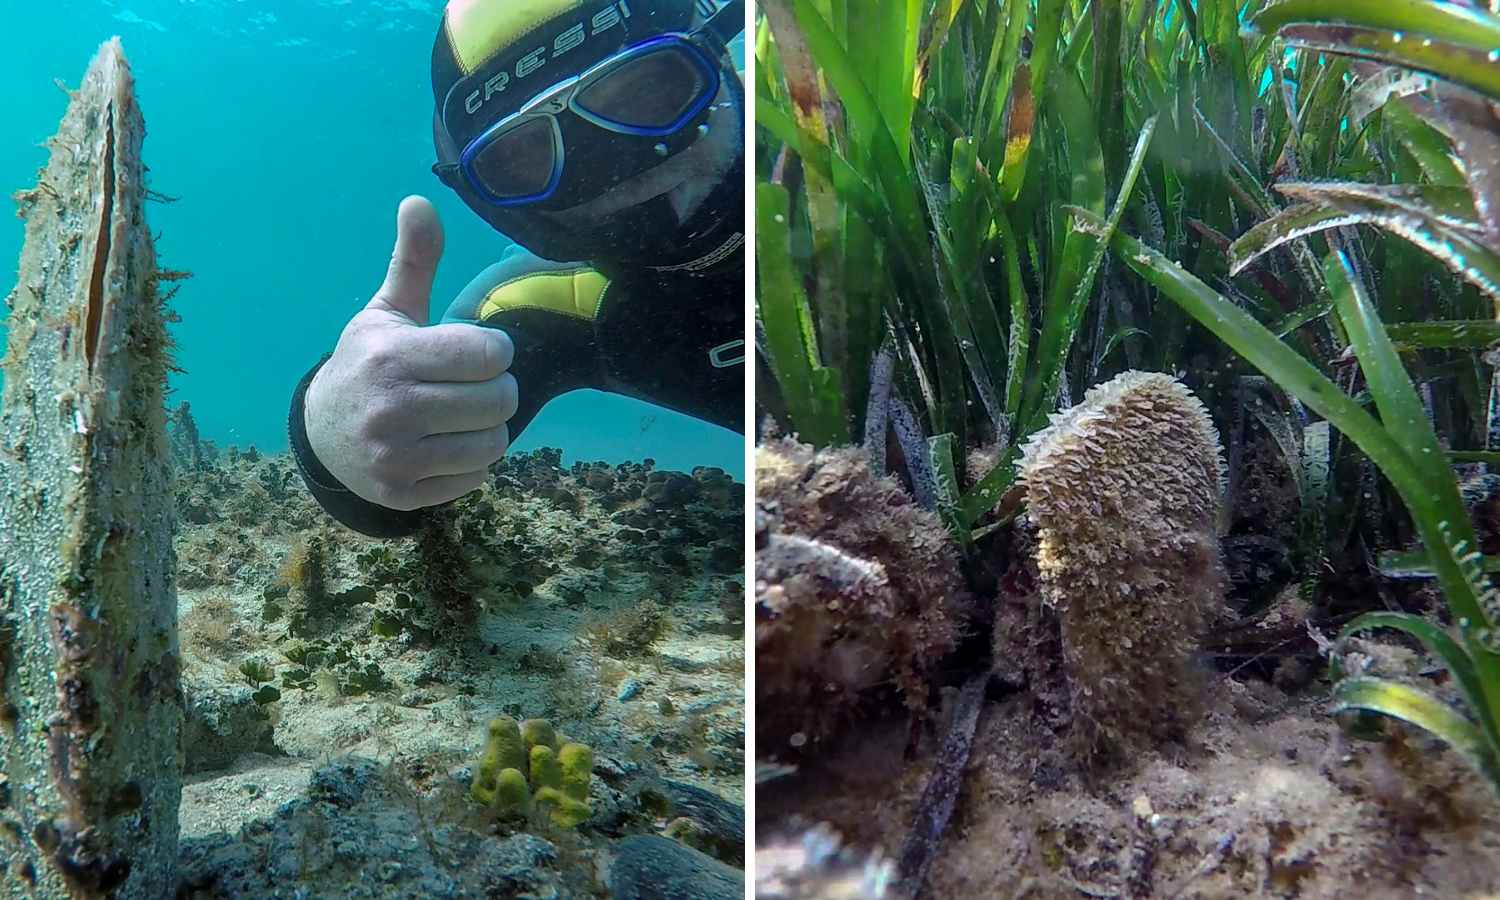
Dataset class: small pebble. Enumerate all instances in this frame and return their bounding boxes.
[271,852,300,881]
[618,680,643,702]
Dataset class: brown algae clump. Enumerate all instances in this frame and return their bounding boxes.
[755,438,966,758]
[1017,370,1226,767]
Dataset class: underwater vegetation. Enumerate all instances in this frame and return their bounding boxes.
[755,437,966,756]
[756,0,1500,895]
[160,402,746,897]
[160,434,746,898]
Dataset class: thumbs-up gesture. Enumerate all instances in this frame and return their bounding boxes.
[303,196,518,511]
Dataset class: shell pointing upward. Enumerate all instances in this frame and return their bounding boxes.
[1016,371,1226,768]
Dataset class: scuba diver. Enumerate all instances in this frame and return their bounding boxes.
[288,0,746,538]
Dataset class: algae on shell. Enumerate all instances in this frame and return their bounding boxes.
[1016,370,1227,768]
[0,38,183,898]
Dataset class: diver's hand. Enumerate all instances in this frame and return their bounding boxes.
[303,195,518,511]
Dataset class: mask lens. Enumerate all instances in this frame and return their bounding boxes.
[469,116,560,201]
[574,46,714,132]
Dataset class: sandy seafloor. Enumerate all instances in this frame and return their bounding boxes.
[165,421,746,899]
[752,436,1500,900]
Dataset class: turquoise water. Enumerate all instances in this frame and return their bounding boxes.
[0,1,745,479]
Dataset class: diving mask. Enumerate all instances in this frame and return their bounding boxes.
[442,31,723,207]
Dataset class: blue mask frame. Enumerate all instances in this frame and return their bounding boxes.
[457,32,722,207]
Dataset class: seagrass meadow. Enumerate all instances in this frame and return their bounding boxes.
[752,0,1500,897]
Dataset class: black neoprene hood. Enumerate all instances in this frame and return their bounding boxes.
[429,0,745,264]
[433,0,702,149]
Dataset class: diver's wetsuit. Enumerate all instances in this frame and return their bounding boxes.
[287,165,744,540]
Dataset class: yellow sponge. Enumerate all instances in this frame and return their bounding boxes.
[471,714,594,827]
[520,718,559,752]
[534,786,592,827]
[471,715,529,809]
[558,743,593,802]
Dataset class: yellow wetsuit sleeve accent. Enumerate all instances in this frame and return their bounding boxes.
[476,269,610,323]
[444,0,581,73]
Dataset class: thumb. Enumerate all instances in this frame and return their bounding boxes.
[369,195,444,326]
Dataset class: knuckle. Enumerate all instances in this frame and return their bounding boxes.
[367,468,422,511]
[383,492,421,512]
[365,438,421,482]
[367,480,406,510]
[364,381,424,436]
[361,399,402,436]
[364,435,395,462]
[365,340,404,374]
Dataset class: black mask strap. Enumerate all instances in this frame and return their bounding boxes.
[697,0,745,48]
